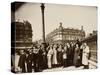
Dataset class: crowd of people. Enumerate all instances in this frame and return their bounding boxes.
[11,40,90,73]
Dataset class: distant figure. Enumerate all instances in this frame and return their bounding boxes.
[73,44,80,67]
[18,50,26,73]
[82,43,90,69]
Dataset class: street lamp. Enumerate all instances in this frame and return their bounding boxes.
[40,4,47,68]
[40,3,46,47]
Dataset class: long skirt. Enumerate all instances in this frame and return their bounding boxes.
[47,55,52,68]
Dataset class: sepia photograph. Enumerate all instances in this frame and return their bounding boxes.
[11,2,97,73]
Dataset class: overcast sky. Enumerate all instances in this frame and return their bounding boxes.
[15,3,97,41]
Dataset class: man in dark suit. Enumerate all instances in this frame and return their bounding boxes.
[18,50,26,73]
[76,39,82,66]
[26,49,34,72]
[33,46,39,72]
[70,42,75,65]
[38,45,44,71]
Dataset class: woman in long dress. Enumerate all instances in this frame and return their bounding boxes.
[62,45,67,67]
[52,44,58,67]
[47,45,53,69]
[82,43,90,69]
[15,51,20,72]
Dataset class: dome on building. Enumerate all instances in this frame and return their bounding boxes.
[59,22,63,30]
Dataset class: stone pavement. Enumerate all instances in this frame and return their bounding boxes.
[43,66,84,72]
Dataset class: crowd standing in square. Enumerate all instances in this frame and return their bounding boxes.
[11,39,90,73]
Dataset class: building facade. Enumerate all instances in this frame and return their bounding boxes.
[11,20,33,51]
[46,23,85,44]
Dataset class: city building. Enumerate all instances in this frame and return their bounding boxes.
[46,22,85,44]
[11,20,33,51]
